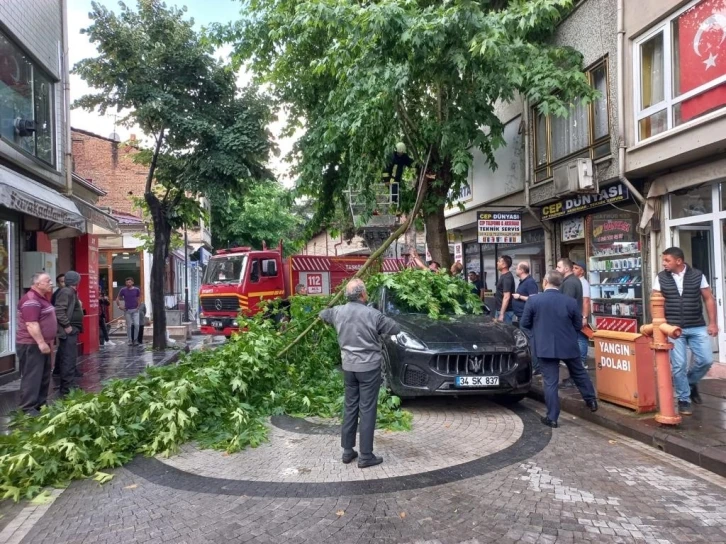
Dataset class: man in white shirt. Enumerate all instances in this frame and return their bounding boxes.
[652,247,718,415]
[573,262,591,370]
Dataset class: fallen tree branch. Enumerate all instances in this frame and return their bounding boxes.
[277,147,433,359]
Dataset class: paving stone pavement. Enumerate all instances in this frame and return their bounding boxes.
[9,397,726,544]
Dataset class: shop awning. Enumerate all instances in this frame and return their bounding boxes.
[639,157,726,230]
[70,195,120,235]
[0,164,85,238]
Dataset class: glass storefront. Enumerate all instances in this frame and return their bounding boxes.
[665,181,726,361]
[463,229,545,293]
[0,221,16,374]
[587,209,643,332]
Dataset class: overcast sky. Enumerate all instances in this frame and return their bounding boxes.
[68,0,296,184]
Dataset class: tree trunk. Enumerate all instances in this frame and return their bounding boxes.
[146,193,172,350]
[424,158,454,271]
[424,203,451,271]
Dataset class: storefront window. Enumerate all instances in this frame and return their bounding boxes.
[480,245,497,292]
[0,221,16,362]
[498,229,546,284]
[588,210,643,329]
[670,184,712,219]
[463,243,481,279]
[0,30,55,165]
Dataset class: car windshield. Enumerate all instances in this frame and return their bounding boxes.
[383,289,473,316]
[203,255,247,285]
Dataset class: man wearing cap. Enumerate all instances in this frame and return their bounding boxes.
[573,262,591,370]
[54,271,84,397]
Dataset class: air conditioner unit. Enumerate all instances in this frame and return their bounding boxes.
[553,158,596,196]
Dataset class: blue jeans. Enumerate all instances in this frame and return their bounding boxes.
[670,326,713,402]
[495,310,514,324]
[578,332,589,368]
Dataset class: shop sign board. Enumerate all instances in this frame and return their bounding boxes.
[595,316,638,333]
[541,183,629,220]
[592,213,636,244]
[477,212,522,244]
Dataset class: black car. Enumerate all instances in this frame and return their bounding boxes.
[373,287,532,401]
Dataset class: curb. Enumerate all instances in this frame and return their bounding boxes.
[527,386,726,478]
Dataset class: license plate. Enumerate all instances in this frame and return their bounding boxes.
[455,376,499,387]
[212,321,223,328]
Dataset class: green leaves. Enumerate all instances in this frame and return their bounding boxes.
[368,268,483,319]
[0,273,423,501]
[74,0,275,349]
[234,0,596,265]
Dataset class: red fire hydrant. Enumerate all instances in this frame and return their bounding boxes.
[640,292,682,425]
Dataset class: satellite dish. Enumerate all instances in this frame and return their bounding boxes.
[109,132,121,142]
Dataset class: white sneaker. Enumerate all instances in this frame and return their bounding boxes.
[107,340,115,346]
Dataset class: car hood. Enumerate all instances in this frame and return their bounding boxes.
[391,313,518,347]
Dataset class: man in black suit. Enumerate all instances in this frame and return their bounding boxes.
[520,270,598,428]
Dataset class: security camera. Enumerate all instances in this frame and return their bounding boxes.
[14,118,36,137]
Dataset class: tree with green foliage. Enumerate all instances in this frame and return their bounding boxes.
[1,268,483,501]
[211,182,305,255]
[74,0,275,349]
[230,0,597,268]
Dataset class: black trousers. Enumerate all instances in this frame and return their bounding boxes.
[99,318,110,344]
[57,333,79,396]
[18,344,52,413]
[540,357,596,422]
[342,368,381,457]
[137,324,145,344]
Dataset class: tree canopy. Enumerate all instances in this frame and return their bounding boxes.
[211,182,306,255]
[229,0,598,266]
[74,0,275,348]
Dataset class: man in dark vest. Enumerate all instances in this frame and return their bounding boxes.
[653,247,718,415]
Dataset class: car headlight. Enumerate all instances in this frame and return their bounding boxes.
[394,332,427,351]
[200,318,207,325]
[514,329,528,350]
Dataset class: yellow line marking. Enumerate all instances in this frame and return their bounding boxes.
[247,290,285,297]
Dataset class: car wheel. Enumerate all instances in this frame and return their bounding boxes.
[499,394,526,404]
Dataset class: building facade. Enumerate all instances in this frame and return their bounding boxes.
[72,127,210,326]
[0,1,119,380]
[444,0,651,335]
[626,0,726,361]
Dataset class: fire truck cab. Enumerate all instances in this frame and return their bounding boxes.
[199,245,404,337]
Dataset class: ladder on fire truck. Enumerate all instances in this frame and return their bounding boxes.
[345,182,402,252]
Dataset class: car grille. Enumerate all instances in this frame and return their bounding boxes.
[430,353,517,376]
[201,296,240,312]
[403,366,429,387]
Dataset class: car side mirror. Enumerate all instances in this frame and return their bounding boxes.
[482,304,491,315]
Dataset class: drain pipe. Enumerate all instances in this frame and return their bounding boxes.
[61,0,73,195]
[616,0,644,205]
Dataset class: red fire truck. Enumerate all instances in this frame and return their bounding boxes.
[198,244,405,336]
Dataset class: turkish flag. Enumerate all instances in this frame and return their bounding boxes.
[677,0,726,122]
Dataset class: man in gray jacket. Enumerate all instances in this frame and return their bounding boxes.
[320,279,401,468]
[54,271,84,397]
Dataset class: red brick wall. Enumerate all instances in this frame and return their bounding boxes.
[71,129,147,216]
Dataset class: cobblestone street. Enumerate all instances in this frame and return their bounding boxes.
[3,397,726,544]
